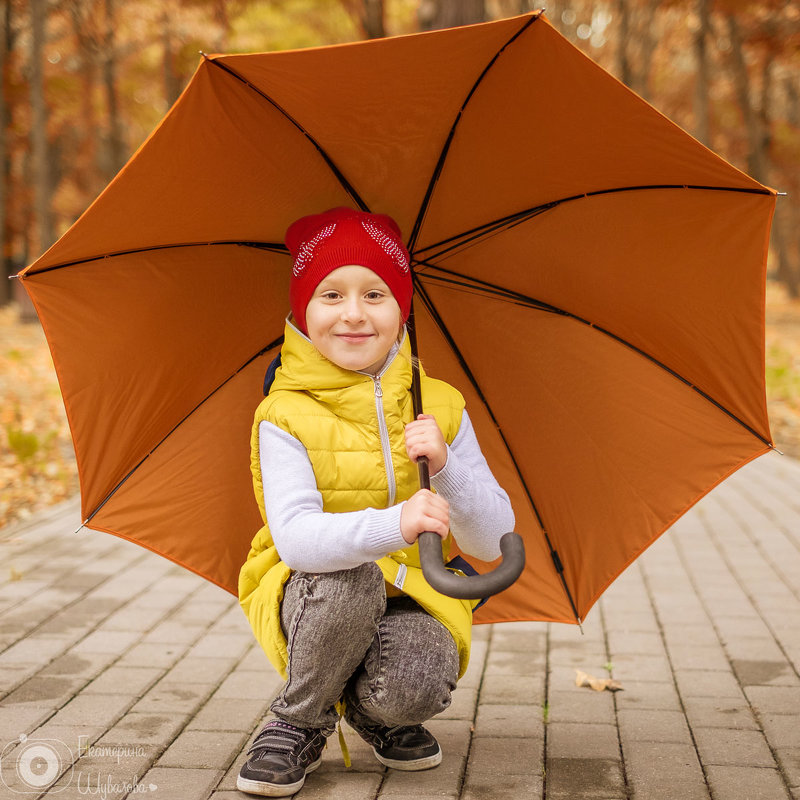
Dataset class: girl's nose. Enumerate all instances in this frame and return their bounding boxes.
[341,297,365,322]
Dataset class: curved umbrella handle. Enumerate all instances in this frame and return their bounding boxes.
[406,337,526,599]
[418,530,526,599]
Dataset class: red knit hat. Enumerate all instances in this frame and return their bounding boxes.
[286,207,413,334]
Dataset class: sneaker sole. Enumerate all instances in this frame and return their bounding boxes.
[236,756,322,797]
[373,745,442,771]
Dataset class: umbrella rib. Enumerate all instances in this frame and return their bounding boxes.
[412,276,583,625]
[204,56,369,212]
[413,267,559,311]
[76,334,285,529]
[413,184,774,263]
[20,240,289,277]
[405,10,543,254]
[416,264,773,448]
[416,259,576,310]
[415,205,557,265]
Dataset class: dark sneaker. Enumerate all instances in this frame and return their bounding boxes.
[236,719,327,797]
[347,720,442,771]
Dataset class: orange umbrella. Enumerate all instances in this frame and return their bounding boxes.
[17,11,775,626]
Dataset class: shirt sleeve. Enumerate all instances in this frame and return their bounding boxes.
[259,420,409,572]
[430,409,515,562]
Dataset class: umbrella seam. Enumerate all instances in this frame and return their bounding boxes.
[412,277,582,624]
[578,443,772,621]
[19,241,289,277]
[406,11,544,254]
[204,56,369,212]
[413,184,774,261]
[415,266,773,448]
[78,335,285,528]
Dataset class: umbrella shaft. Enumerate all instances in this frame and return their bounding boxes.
[417,455,431,490]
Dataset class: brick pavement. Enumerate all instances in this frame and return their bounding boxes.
[0,451,798,799]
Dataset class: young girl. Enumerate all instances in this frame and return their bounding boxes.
[237,207,514,797]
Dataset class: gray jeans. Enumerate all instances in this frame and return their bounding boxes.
[271,562,459,735]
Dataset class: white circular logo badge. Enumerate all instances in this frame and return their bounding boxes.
[17,742,61,788]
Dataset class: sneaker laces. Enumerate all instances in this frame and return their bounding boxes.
[381,723,422,742]
[354,721,421,748]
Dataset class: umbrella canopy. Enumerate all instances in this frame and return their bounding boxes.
[18,11,775,625]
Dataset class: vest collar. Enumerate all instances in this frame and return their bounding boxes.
[273,318,417,397]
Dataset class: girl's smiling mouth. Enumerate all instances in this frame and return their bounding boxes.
[336,333,374,343]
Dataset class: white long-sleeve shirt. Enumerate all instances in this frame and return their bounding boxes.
[259,409,515,573]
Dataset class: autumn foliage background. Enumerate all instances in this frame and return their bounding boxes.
[1,0,799,528]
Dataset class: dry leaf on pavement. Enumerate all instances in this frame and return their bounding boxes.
[575,668,623,692]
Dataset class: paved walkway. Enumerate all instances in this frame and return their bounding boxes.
[0,452,799,800]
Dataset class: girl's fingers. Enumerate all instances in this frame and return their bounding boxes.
[422,515,448,537]
[408,444,432,462]
[423,506,448,526]
[405,417,438,436]
[421,488,448,508]
[401,490,449,543]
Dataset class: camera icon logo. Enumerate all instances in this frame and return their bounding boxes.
[0,734,74,794]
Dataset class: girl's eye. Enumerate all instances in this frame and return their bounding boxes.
[365,291,384,300]
[321,291,340,300]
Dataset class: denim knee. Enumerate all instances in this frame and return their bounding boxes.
[285,561,386,634]
[363,638,459,726]
[273,562,388,731]
[366,678,453,726]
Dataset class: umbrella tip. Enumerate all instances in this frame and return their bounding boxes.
[73,520,88,534]
[777,191,788,197]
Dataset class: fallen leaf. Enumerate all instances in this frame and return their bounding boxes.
[575,668,623,692]
[9,567,24,581]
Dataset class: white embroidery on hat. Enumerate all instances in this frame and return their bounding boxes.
[361,220,410,274]
[292,222,337,277]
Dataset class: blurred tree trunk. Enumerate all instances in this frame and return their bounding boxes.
[616,0,633,87]
[726,13,768,184]
[213,0,230,50]
[338,0,385,39]
[693,0,711,146]
[0,0,9,304]
[102,0,125,178]
[632,0,658,101]
[30,0,53,255]
[361,0,385,38]
[69,0,101,197]
[773,204,798,299]
[418,0,485,31]
[774,77,799,298]
[758,51,773,176]
[787,77,800,128]
[161,9,181,107]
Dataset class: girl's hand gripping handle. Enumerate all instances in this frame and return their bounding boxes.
[414,455,526,599]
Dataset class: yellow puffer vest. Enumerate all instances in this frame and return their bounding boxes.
[238,321,473,680]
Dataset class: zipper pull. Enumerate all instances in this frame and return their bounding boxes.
[374,377,383,398]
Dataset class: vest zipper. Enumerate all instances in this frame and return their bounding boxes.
[372,376,397,507]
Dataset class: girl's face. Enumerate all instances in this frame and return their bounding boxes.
[304,265,403,375]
